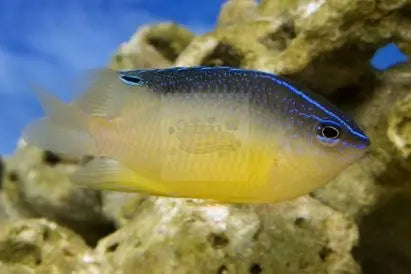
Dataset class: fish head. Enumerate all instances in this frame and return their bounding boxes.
[309,110,370,157]
[261,98,371,201]
[283,99,371,185]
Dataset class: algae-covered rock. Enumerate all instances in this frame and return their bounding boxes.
[102,1,411,272]
[258,0,411,75]
[0,218,99,274]
[0,157,7,224]
[217,0,258,27]
[309,63,411,274]
[0,262,33,274]
[101,192,149,227]
[353,190,411,274]
[387,93,411,171]
[111,23,195,70]
[178,0,411,96]
[2,0,411,273]
[0,157,4,189]
[313,63,411,218]
[96,197,359,274]
[2,145,113,245]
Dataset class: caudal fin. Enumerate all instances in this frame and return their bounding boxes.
[23,85,96,158]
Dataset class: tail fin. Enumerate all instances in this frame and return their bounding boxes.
[23,85,96,158]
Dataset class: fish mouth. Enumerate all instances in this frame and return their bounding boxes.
[351,125,371,149]
[357,135,371,149]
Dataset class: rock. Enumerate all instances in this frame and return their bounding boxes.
[312,155,384,219]
[0,218,100,274]
[0,157,7,224]
[101,192,150,227]
[387,93,411,172]
[217,0,258,27]
[3,0,411,273]
[111,23,195,70]
[176,19,286,69]
[0,156,4,190]
[313,63,411,218]
[178,0,411,96]
[2,145,114,245]
[353,190,411,274]
[0,262,34,274]
[259,0,411,74]
[310,63,411,274]
[103,1,411,272]
[96,197,360,274]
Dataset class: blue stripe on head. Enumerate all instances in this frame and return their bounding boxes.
[257,73,369,142]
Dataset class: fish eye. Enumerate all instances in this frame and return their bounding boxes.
[315,120,342,146]
[119,74,143,86]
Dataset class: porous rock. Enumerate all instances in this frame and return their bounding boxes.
[0,218,99,274]
[96,197,359,274]
[111,23,195,70]
[2,0,411,273]
[103,1,411,273]
[2,145,113,245]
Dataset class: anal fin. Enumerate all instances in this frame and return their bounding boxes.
[70,158,168,195]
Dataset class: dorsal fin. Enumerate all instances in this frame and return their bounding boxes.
[31,84,88,131]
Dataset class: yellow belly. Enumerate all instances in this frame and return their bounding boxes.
[88,97,346,203]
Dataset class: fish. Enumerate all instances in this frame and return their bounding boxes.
[23,66,370,203]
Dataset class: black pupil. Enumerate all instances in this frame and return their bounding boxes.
[322,126,339,139]
[120,75,141,84]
